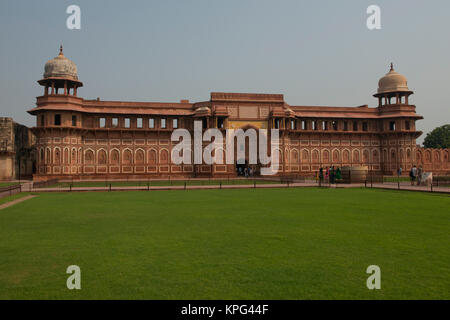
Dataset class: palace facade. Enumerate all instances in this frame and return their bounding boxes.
[28,47,449,180]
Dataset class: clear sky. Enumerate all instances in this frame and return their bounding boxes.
[0,0,449,144]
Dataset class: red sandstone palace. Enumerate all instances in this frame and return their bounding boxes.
[28,47,449,180]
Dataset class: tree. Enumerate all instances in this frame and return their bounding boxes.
[423,124,450,149]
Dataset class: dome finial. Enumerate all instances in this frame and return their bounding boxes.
[43,46,79,81]
[376,63,410,95]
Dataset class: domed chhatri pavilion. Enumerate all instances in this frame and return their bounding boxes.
[28,47,449,180]
[38,46,83,95]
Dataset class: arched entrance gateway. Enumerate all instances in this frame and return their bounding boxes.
[233,124,262,176]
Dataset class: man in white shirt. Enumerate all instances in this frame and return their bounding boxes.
[410,165,417,185]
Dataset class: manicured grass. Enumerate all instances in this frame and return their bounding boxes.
[0,188,449,299]
[0,182,20,188]
[383,177,411,183]
[0,193,30,206]
[37,179,278,188]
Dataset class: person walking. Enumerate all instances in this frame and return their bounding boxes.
[409,167,413,185]
[336,167,342,182]
[410,165,417,185]
[417,165,423,186]
[319,167,324,183]
[330,166,335,184]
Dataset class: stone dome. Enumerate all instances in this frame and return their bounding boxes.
[196,106,210,112]
[284,106,295,118]
[43,46,79,81]
[377,63,410,94]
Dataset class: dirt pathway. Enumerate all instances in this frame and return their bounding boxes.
[0,195,37,210]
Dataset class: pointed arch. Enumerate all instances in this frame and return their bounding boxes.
[406,148,411,161]
[110,148,120,165]
[84,148,95,165]
[416,149,422,163]
[322,149,330,163]
[372,149,380,163]
[290,149,299,164]
[97,148,107,165]
[135,148,145,165]
[352,149,360,163]
[332,149,340,163]
[342,149,350,163]
[390,148,397,162]
[301,149,310,163]
[39,148,44,163]
[311,149,320,163]
[159,148,169,164]
[63,147,70,165]
[277,148,283,163]
[78,147,82,165]
[434,150,440,162]
[54,147,61,165]
[383,148,388,162]
[362,149,370,163]
[46,147,52,165]
[425,150,431,162]
[148,148,157,165]
[123,148,133,165]
[71,147,77,165]
[399,148,405,162]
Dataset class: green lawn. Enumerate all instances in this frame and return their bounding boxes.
[0,188,449,299]
[36,179,278,188]
[0,182,20,188]
[383,177,411,183]
[0,193,30,206]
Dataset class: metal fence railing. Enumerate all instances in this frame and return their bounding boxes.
[19,173,450,193]
[0,184,22,199]
[32,179,59,189]
[30,175,322,192]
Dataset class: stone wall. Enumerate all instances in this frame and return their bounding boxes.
[0,118,15,180]
[0,117,36,180]
[416,147,450,175]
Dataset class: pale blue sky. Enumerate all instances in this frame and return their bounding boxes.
[1,0,449,143]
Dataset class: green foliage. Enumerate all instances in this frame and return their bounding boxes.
[423,124,450,149]
[0,189,449,299]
